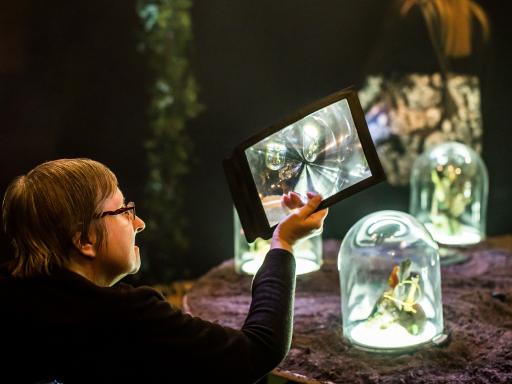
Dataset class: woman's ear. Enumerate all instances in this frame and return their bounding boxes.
[72,232,97,258]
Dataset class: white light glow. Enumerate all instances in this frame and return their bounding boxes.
[303,123,319,138]
[240,252,320,276]
[349,319,437,350]
[265,142,287,171]
[425,223,481,245]
[302,123,320,163]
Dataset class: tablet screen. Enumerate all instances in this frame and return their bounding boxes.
[244,98,372,227]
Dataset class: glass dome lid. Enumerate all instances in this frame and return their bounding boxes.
[234,207,322,275]
[338,210,444,352]
[410,141,488,246]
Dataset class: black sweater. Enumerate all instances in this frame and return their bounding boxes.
[0,249,296,383]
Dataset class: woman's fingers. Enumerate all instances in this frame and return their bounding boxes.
[306,191,318,199]
[282,191,306,210]
[307,208,329,226]
[297,193,322,219]
[273,192,327,250]
[289,191,304,207]
[282,191,326,226]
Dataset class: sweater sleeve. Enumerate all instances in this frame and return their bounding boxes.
[242,248,296,365]
[120,248,296,384]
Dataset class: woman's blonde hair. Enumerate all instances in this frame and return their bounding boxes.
[2,158,118,277]
[401,0,490,58]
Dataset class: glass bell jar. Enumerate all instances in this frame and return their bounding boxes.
[409,141,488,247]
[234,207,322,275]
[338,210,444,352]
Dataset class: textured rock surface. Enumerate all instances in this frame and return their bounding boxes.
[184,236,512,383]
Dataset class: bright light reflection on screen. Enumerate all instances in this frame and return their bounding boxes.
[245,99,372,227]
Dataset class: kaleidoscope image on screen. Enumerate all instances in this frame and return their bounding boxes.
[245,99,372,227]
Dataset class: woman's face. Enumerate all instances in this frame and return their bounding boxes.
[96,188,145,286]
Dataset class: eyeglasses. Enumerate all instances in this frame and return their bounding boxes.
[99,202,136,221]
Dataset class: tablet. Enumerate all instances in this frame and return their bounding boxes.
[224,86,385,243]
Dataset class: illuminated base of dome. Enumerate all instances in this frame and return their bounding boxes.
[425,223,482,246]
[238,251,321,276]
[347,319,438,352]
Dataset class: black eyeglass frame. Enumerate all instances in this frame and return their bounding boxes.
[99,202,136,221]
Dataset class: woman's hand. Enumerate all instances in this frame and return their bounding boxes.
[270,191,328,253]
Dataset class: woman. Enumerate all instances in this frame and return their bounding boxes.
[1,158,327,383]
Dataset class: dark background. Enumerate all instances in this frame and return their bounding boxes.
[1,0,511,282]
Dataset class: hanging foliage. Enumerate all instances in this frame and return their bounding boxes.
[137,0,203,283]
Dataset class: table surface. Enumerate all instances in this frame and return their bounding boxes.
[183,236,512,383]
